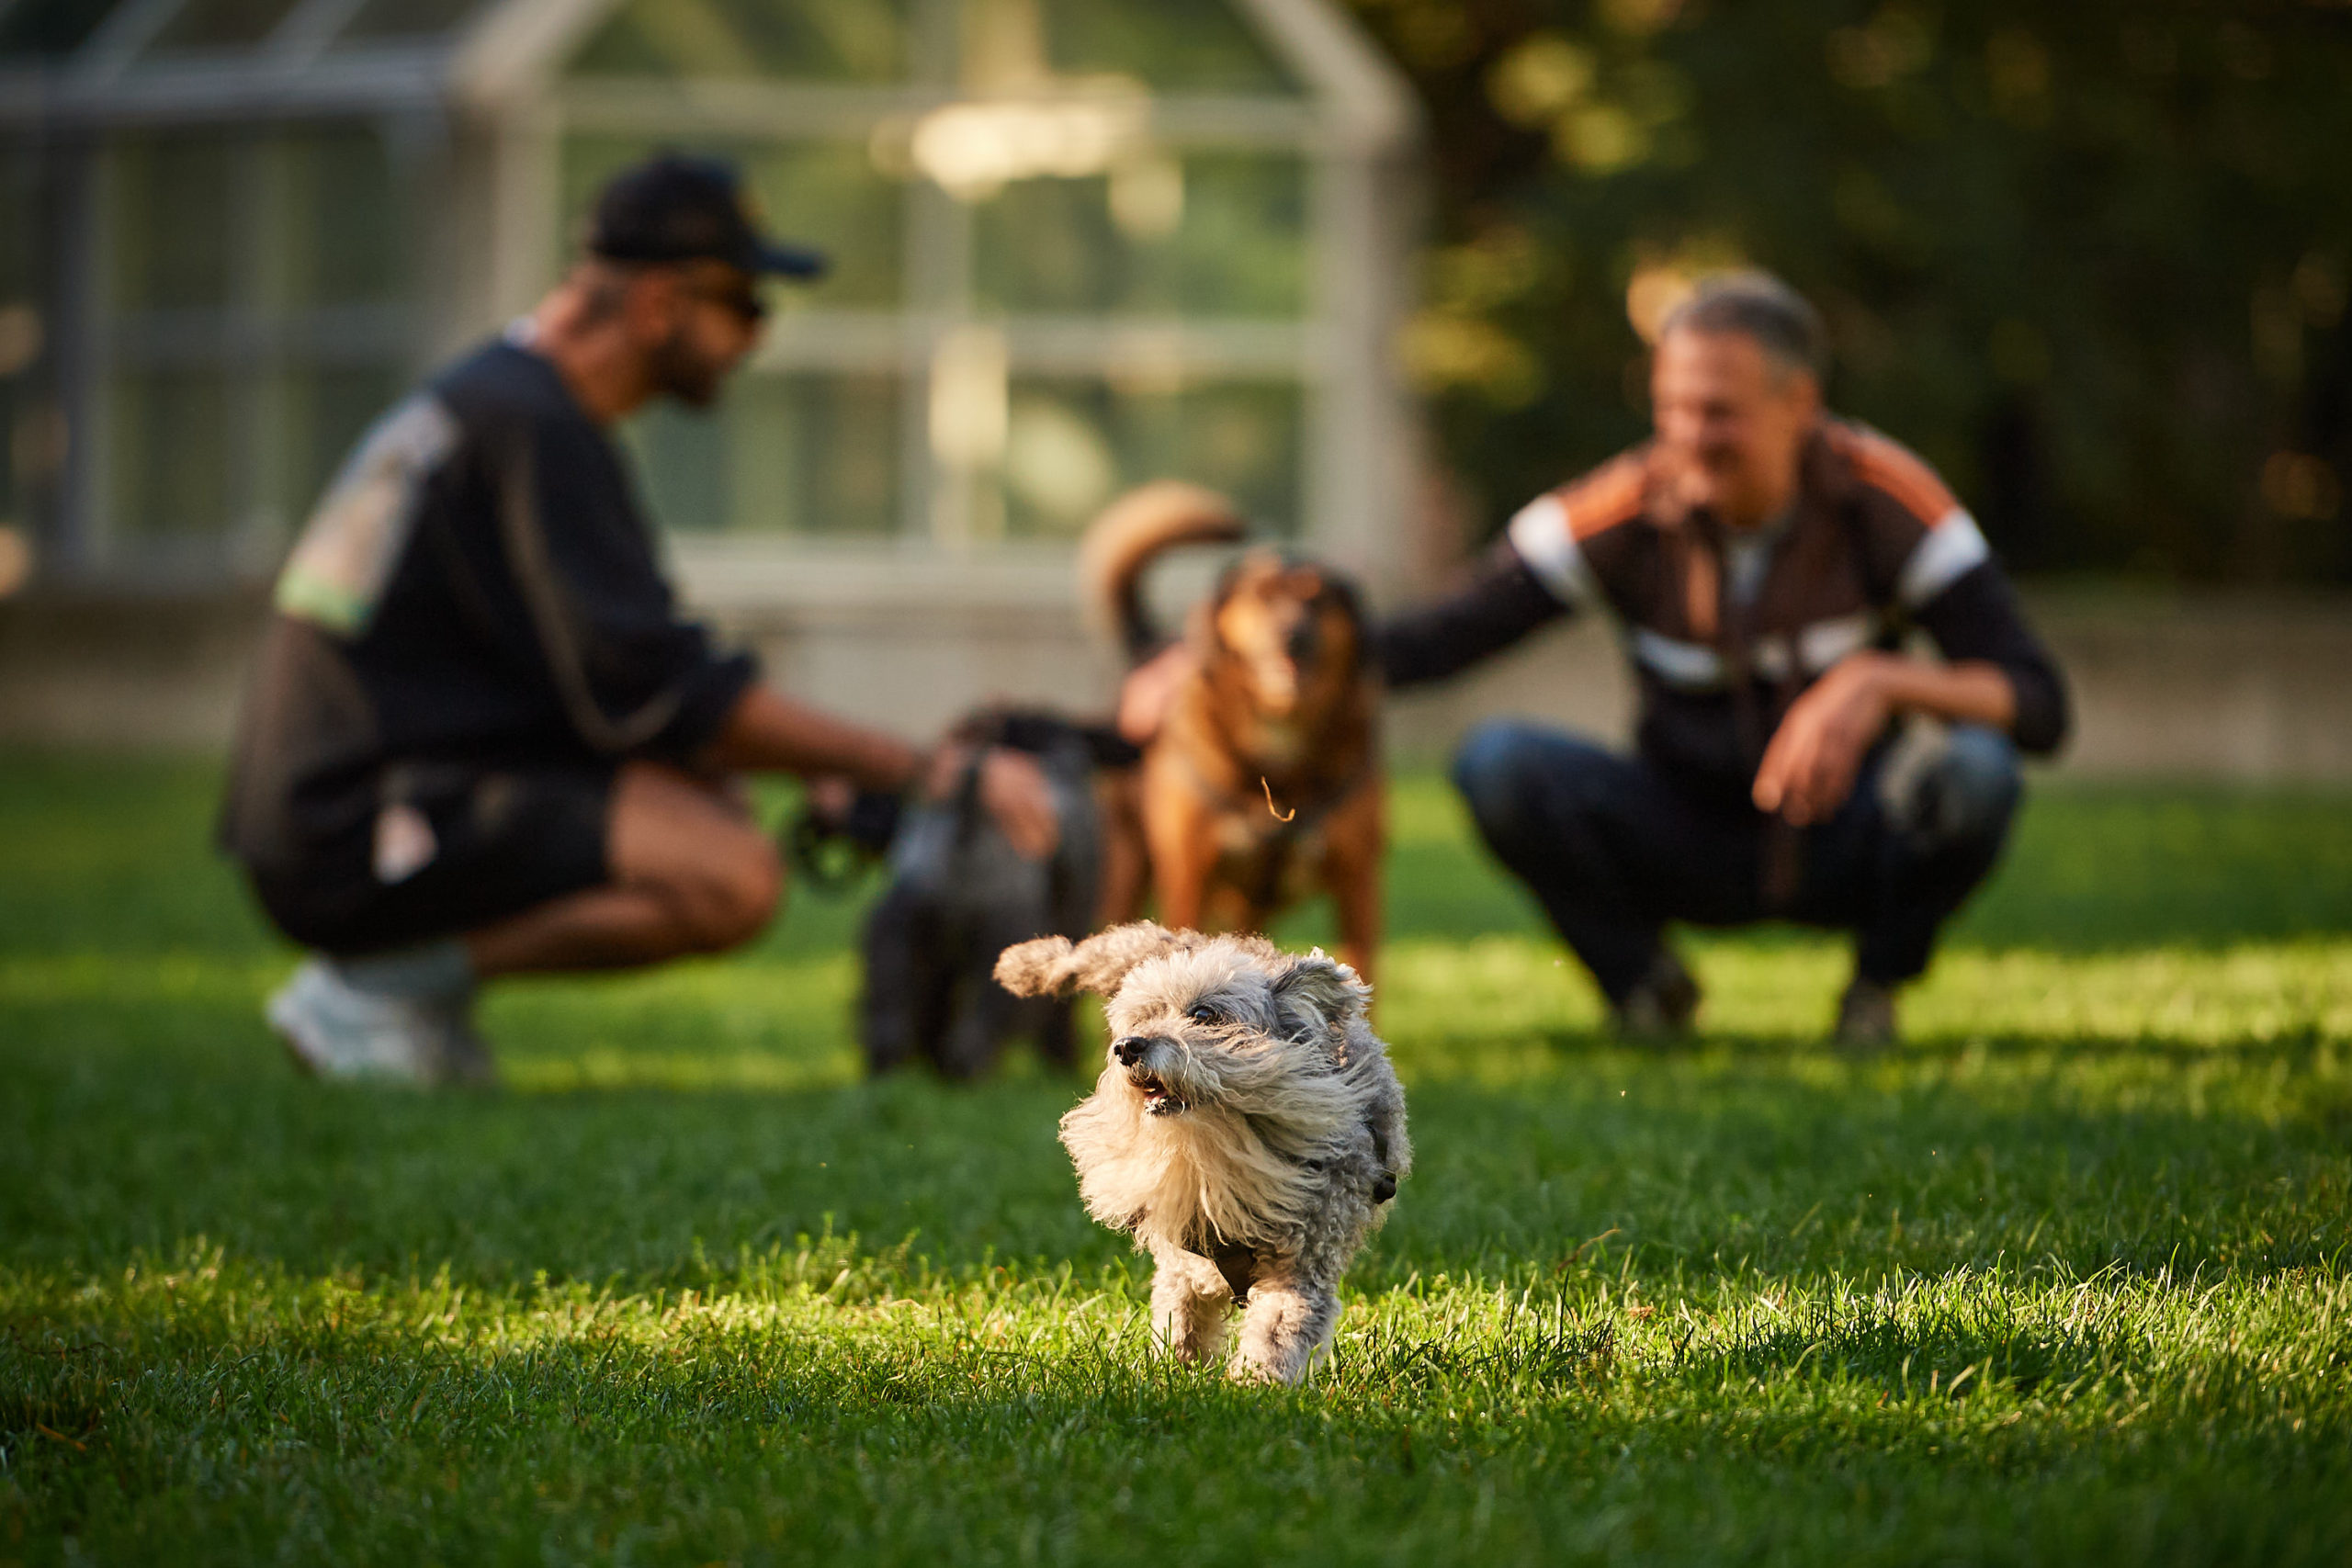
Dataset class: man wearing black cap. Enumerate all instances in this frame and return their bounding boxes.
[220,153,1057,1085]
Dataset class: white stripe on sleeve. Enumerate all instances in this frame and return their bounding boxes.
[1629,628,1724,688]
[1505,494,1597,608]
[1896,510,1991,608]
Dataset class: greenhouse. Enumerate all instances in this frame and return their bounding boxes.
[0,0,1422,607]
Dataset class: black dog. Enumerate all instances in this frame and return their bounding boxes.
[800,709,1136,1080]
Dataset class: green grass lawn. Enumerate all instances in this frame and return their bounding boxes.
[3,754,2349,1566]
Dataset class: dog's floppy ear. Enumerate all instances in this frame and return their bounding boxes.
[1271,948,1370,1043]
[995,922,1192,998]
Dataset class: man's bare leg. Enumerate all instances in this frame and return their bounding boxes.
[466,761,784,976]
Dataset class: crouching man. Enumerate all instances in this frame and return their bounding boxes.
[219,154,1053,1085]
[1380,272,2070,1044]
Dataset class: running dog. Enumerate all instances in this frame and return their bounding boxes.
[1080,483,1385,980]
[996,921,1409,1384]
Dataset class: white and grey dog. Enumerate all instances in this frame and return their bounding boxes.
[994,921,1410,1384]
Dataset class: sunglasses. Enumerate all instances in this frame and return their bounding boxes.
[689,280,768,324]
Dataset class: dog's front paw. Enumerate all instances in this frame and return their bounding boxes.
[994,936,1076,997]
[1227,1346,1314,1386]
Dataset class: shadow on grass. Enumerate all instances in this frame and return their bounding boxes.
[1521,1023,2347,1068]
[6,1000,2345,1307]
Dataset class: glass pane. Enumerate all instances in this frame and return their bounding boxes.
[561,136,902,309]
[334,0,486,43]
[107,367,236,538]
[997,375,1298,538]
[0,141,42,303]
[1035,0,1295,94]
[107,131,241,311]
[277,127,404,307]
[973,152,1306,315]
[729,371,899,534]
[569,0,910,82]
[622,371,902,536]
[282,364,404,520]
[144,0,302,51]
[0,147,56,540]
[0,0,119,58]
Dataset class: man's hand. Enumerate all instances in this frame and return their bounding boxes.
[1753,652,1893,825]
[1755,652,2020,825]
[928,744,1059,861]
[1116,643,1195,745]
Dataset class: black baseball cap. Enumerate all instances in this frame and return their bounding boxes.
[586,152,829,280]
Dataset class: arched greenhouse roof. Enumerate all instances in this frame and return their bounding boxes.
[0,0,1416,146]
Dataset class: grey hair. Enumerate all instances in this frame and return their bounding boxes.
[1658,269,1828,382]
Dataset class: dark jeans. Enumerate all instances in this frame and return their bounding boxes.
[1450,721,2022,1002]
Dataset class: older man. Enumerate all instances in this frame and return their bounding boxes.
[1381,271,2069,1043]
[221,154,1053,1084]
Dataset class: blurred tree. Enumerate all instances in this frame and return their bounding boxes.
[1349,0,2352,582]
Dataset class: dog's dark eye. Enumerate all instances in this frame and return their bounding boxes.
[1186,1004,1224,1027]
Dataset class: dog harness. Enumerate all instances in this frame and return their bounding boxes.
[1181,1229,1266,1303]
[1174,747,1380,914]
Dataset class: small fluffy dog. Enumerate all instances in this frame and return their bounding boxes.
[1080,483,1385,979]
[996,922,1409,1384]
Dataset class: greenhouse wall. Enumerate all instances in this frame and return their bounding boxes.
[0,0,1425,737]
[0,0,1423,601]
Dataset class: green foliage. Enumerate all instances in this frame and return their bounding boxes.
[3,755,2350,1562]
[1351,0,2352,581]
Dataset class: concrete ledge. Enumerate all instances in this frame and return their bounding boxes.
[0,587,271,750]
[3,581,2348,781]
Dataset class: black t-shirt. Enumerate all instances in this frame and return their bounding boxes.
[220,337,758,873]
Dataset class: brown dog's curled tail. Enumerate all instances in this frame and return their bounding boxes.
[1078,481,1248,664]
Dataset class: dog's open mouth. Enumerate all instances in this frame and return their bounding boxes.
[1130,1070,1185,1115]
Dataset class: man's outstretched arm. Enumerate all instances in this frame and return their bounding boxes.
[1372,541,1569,689]
[699,686,1058,858]
[699,684,926,789]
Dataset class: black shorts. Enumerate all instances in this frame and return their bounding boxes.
[248,763,614,955]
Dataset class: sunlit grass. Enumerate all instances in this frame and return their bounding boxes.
[2,754,2349,1564]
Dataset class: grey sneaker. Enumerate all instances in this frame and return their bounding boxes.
[266,957,487,1086]
[1833,976,1899,1052]
[1612,949,1702,1042]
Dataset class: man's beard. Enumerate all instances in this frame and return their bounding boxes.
[649,326,728,409]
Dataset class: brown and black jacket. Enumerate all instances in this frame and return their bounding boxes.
[1376,418,2070,807]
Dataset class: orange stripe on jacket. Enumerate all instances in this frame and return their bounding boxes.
[1554,452,1649,540]
[1828,423,1961,526]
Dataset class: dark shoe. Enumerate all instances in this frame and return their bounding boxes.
[1611,949,1701,1042]
[1833,976,1899,1053]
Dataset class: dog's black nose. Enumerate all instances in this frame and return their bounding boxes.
[1113,1035,1152,1066]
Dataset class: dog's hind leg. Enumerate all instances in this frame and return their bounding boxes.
[1148,1245,1232,1366]
[861,886,933,1075]
[1231,1269,1340,1385]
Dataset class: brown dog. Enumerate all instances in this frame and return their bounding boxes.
[1080,483,1384,981]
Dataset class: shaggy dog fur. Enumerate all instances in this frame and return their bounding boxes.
[996,922,1410,1384]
